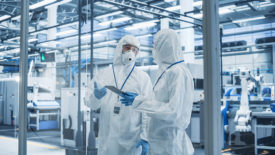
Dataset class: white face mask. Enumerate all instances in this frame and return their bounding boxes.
[121,50,136,65]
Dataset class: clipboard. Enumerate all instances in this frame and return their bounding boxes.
[105,85,125,96]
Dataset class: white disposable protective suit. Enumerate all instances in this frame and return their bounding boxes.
[133,29,195,155]
[85,35,153,155]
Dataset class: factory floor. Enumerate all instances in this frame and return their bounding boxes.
[0,125,268,155]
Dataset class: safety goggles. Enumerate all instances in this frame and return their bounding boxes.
[122,44,139,54]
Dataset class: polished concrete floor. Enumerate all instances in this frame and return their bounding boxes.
[1,124,268,155]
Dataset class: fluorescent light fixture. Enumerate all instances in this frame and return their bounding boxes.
[58,22,78,28]
[99,17,131,25]
[81,33,102,40]
[260,2,275,7]
[30,0,57,10]
[219,7,233,15]
[0,15,11,21]
[164,0,175,2]
[166,6,180,11]
[233,16,265,23]
[45,0,71,8]
[95,11,123,19]
[31,30,47,35]
[95,40,117,46]
[38,20,48,26]
[125,20,158,30]
[192,13,202,19]
[137,34,152,38]
[11,13,32,21]
[193,1,202,7]
[5,48,20,54]
[57,29,77,36]
[97,28,117,33]
[28,38,38,43]
[29,53,39,57]
[8,37,20,41]
[40,41,60,46]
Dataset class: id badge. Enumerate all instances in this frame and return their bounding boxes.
[113,106,120,114]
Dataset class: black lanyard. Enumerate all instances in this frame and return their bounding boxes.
[112,64,136,91]
[153,60,185,90]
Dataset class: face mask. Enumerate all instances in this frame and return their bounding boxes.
[121,50,136,65]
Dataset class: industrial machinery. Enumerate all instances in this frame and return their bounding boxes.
[234,68,252,132]
[60,87,98,154]
[0,61,60,130]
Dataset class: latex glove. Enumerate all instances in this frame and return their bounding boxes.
[136,139,149,155]
[94,82,107,99]
[120,91,138,106]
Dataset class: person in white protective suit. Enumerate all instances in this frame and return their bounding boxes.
[121,29,195,155]
[85,35,153,155]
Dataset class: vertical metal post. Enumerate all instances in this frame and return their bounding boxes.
[90,0,94,79]
[272,44,275,83]
[77,0,83,148]
[19,0,29,154]
[88,1,97,153]
[203,0,222,155]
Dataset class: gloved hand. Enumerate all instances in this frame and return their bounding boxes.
[120,91,138,106]
[136,139,149,155]
[94,82,107,99]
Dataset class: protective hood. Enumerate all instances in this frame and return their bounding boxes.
[153,29,184,64]
[113,35,140,65]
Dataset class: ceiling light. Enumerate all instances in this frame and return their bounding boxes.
[0,15,11,21]
[57,29,77,36]
[96,28,117,33]
[193,1,203,7]
[81,33,102,40]
[234,5,250,11]
[126,23,156,30]
[233,16,265,23]
[164,0,175,2]
[137,34,152,38]
[99,17,131,25]
[5,48,20,54]
[95,11,123,19]
[8,37,20,41]
[95,40,117,46]
[11,13,32,21]
[40,41,60,46]
[192,13,203,19]
[125,20,158,30]
[219,8,233,15]
[259,3,275,7]
[58,22,78,28]
[45,0,71,8]
[28,38,38,43]
[166,6,180,11]
[30,0,57,10]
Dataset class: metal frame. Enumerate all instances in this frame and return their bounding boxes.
[203,0,222,154]
[18,0,29,154]
[273,44,275,83]
[101,0,202,27]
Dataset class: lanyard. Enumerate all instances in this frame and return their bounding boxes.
[112,64,136,91]
[153,60,185,90]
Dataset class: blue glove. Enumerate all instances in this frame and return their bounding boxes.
[136,139,149,155]
[94,82,107,99]
[120,91,138,106]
